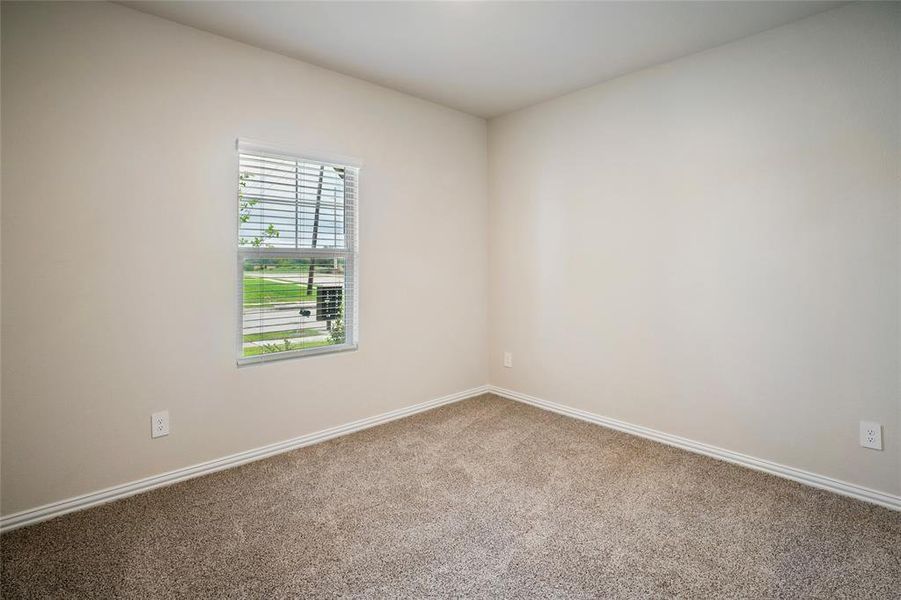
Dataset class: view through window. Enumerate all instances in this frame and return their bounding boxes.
[237,145,358,363]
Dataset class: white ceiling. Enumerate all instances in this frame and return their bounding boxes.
[123,1,845,118]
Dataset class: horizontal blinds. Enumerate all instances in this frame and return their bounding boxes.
[240,258,351,359]
[239,152,357,251]
[238,148,358,362]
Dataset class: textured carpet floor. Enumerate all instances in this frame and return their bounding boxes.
[1,394,900,598]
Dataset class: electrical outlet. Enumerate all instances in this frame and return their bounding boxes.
[503,352,513,368]
[151,410,170,439]
[859,421,882,450]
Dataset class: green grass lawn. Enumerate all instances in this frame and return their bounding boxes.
[243,338,335,357]
[243,274,314,306]
[243,329,323,343]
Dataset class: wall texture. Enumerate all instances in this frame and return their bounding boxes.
[488,2,900,495]
[1,2,488,514]
[2,1,899,518]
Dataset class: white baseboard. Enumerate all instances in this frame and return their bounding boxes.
[4,383,895,533]
[0,386,489,533]
[487,385,901,512]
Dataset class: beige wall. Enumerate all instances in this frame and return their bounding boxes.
[488,2,900,495]
[2,1,900,518]
[0,2,488,514]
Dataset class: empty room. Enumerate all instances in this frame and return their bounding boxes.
[1,0,899,597]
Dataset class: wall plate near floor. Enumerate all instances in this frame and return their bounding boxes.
[859,421,882,450]
[152,410,170,439]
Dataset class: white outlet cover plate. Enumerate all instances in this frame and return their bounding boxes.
[152,410,170,439]
[503,352,513,368]
[859,420,882,450]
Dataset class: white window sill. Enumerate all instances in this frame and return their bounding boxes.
[237,343,358,367]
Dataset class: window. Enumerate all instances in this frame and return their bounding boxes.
[237,141,358,364]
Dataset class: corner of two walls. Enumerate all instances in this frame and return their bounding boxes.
[1,0,899,519]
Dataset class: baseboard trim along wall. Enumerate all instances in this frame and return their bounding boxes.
[4,383,896,533]
[0,386,490,533]
[487,385,901,512]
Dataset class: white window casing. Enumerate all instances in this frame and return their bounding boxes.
[236,140,359,365]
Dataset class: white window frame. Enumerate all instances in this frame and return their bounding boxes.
[235,139,360,366]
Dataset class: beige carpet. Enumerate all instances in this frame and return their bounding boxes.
[2,394,899,598]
